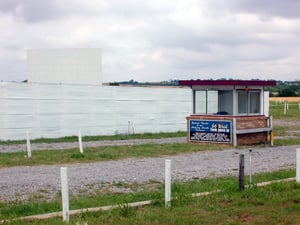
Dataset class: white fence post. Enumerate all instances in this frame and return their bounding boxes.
[284,102,287,115]
[297,149,300,183]
[165,159,171,208]
[61,167,70,222]
[26,131,32,158]
[78,131,83,154]
[131,121,135,134]
[232,118,237,147]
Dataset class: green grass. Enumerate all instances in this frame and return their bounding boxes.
[0,131,186,145]
[0,143,228,168]
[274,138,300,146]
[269,102,300,145]
[273,125,300,146]
[0,170,297,224]
[270,102,300,120]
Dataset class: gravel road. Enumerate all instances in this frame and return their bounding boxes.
[0,137,187,153]
[0,144,299,203]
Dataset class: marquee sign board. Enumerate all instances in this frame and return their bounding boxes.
[189,119,232,143]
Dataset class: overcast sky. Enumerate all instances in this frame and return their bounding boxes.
[0,0,299,82]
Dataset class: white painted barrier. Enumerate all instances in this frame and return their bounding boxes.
[165,159,171,208]
[284,102,287,115]
[297,149,300,183]
[232,118,237,147]
[26,132,32,158]
[60,167,70,222]
[78,131,83,154]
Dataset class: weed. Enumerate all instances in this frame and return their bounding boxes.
[117,202,135,217]
[71,153,85,159]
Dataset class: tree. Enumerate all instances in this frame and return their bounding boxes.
[279,88,297,97]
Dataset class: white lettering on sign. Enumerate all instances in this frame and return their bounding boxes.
[191,132,230,142]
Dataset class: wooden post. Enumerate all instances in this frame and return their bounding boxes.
[239,154,245,191]
[78,131,83,154]
[26,131,32,158]
[165,159,171,208]
[297,149,300,183]
[61,167,70,222]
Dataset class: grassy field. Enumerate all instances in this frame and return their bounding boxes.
[266,100,300,145]
[0,170,298,224]
[269,101,300,120]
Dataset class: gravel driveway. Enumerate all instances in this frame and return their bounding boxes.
[0,144,299,203]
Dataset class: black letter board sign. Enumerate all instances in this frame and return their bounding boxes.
[189,119,232,143]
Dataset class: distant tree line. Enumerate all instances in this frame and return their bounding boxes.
[109,79,179,86]
[265,81,300,97]
[109,79,300,97]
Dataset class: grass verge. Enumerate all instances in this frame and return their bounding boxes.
[0,143,228,168]
[0,169,297,224]
[273,125,300,146]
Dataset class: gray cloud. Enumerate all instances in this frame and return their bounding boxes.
[0,0,66,22]
[227,0,300,19]
[0,0,171,23]
[0,0,299,82]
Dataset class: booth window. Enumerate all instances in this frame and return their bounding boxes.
[194,90,218,114]
[194,90,233,115]
[238,90,260,115]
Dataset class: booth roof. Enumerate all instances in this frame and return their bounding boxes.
[178,79,276,87]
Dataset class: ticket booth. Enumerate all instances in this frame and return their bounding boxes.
[178,80,277,146]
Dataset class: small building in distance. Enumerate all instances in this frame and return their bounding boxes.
[179,79,277,146]
[27,48,102,85]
